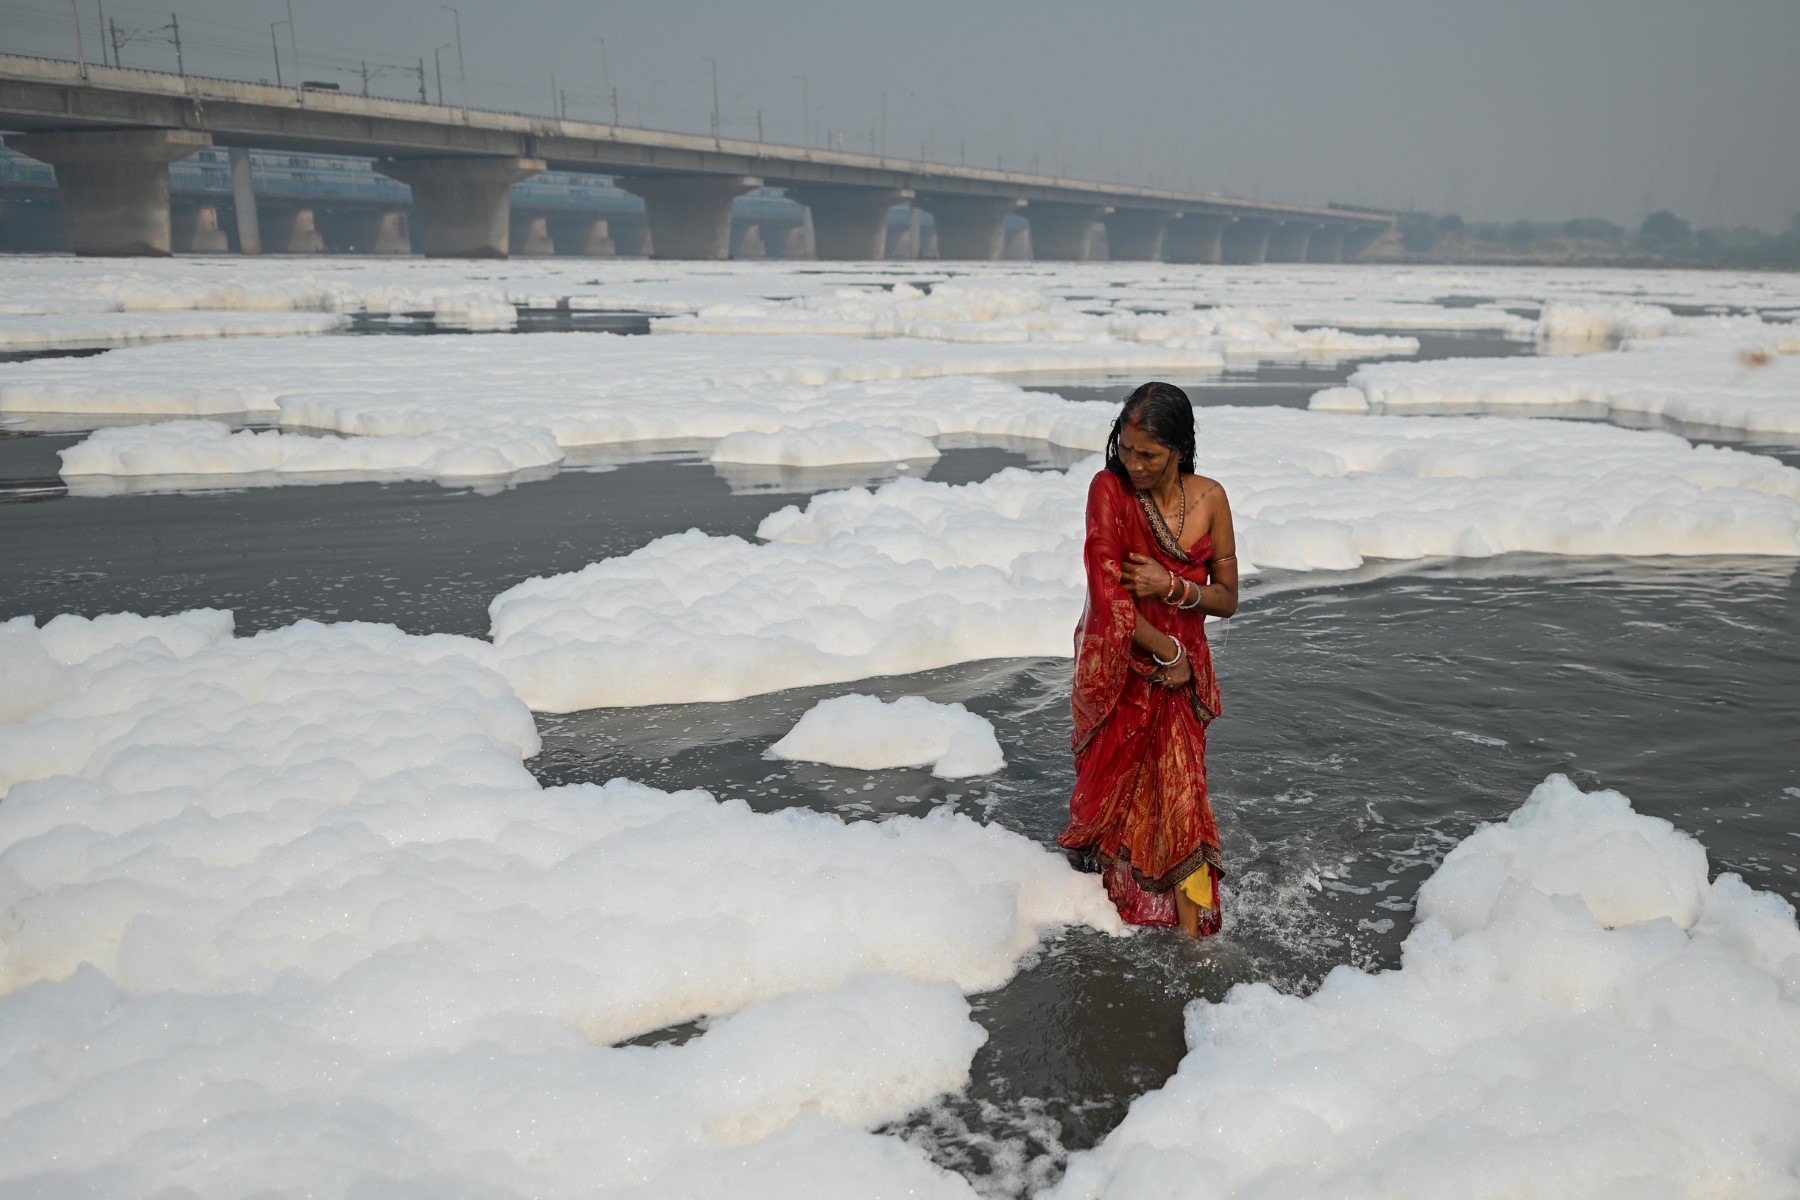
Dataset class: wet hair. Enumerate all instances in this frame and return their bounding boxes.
[1105,381,1195,481]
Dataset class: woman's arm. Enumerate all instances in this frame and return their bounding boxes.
[1198,484,1239,618]
[1132,612,1193,686]
[1119,480,1239,618]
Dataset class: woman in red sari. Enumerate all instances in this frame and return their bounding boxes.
[1059,382,1238,938]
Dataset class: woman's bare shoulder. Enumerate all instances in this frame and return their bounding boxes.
[1185,473,1228,504]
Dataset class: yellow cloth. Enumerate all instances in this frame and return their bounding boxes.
[1179,862,1215,910]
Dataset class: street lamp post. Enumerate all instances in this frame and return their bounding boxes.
[705,56,720,143]
[269,20,287,87]
[285,0,302,102]
[592,37,616,125]
[441,4,467,117]
[795,75,809,148]
[67,0,87,78]
[432,44,448,106]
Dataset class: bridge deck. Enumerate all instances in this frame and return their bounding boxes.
[0,53,1386,232]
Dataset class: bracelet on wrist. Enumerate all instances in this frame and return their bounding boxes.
[1162,574,1183,604]
[1177,579,1203,610]
[1150,640,1185,668]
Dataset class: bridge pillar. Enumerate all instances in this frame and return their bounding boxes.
[917,194,1021,260]
[172,201,230,253]
[1266,221,1315,262]
[732,220,767,258]
[5,129,210,256]
[778,222,811,258]
[262,206,326,253]
[1104,209,1174,261]
[548,215,614,256]
[786,185,909,261]
[609,216,652,257]
[1307,225,1347,263]
[364,211,411,254]
[374,156,544,258]
[1166,214,1230,263]
[1027,202,1109,260]
[317,209,411,254]
[509,212,557,256]
[886,206,922,260]
[1222,217,1276,264]
[227,147,262,255]
[616,174,760,260]
[1343,225,1388,260]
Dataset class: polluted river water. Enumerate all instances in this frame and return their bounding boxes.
[1,260,1797,1196]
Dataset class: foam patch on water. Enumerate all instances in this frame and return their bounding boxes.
[0,333,1224,428]
[488,410,1800,710]
[1051,774,1800,1198]
[0,611,1117,1195]
[1535,301,1679,343]
[712,423,941,467]
[659,283,1418,359]
[1319,327,1800,435]
[0,310,350,350]
[768,695,1005,779]
[0,263,521,327]
[2,260,1793,336]
[57,419,564,485]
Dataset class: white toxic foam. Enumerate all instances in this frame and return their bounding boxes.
[658,283,1418,359]
[711,423,941,467]
[0,310,349,350]
[0,332,1223,429]
[1535,301,1679,343]
[489,409,1800,711]
[0,610,1117,1196]
[1,259,1796,341]
[57,419,565,484]
[1318,328,1800,435]
[768,694,1005,779]
[1052,774,1800,1199]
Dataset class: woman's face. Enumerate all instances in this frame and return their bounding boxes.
[1119,420,1177,491]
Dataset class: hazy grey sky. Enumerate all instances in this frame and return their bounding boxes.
[5,0,1796,230]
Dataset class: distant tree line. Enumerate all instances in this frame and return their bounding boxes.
[1391,208,1800,269]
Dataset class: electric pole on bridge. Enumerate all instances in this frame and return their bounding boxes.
[433,45,449,107]
[285,0,302,103]
[705,56,721,146]
[65,0,87,79]
[269,21,287,87]
[591,38,616,126]
[441,4,468,119]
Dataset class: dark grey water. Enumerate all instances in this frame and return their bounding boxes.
[3,320,1797,1195]
[0,445,1028,637]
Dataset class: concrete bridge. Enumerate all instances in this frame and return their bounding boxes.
[0,53,1393,261]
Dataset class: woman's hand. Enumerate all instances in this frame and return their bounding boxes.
[1160,652,1193,689]
[1120,552,1175,600]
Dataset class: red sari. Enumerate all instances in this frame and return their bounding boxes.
[1058,467,1225,933]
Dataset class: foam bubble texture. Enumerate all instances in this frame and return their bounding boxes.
[768,694,1005,779]
[0,613,1115,1195]
[1053,774,1800,1199]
